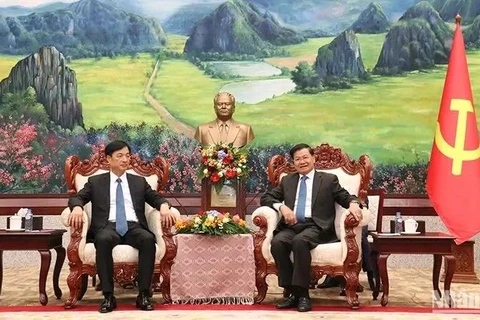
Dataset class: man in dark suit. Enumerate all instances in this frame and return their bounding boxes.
[68,140,176,313]
[260,143,363,312]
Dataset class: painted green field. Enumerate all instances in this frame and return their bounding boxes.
[0,55,22,80]
[166,34,188,53]
[150,59,225,125]
[0,54,161,128]
[152,48,480,164]
[68,54,160,128]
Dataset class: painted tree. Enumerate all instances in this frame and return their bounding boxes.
[0,116,53,193]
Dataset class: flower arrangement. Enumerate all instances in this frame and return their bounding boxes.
[175,210,250,236]
[198,143,248,193]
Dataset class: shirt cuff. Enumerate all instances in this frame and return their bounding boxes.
[273,203,283,211]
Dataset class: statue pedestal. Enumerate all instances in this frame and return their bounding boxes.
[201,178,246,219]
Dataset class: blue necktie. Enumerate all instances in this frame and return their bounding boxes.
[296,175,307,223]
[116,178,128,236]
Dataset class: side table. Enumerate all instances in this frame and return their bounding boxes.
[0,229,66,305]
[370,232,456,307]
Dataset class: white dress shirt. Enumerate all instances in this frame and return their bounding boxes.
[273,169,315,218]
[293,169,314,218]
[109,171,138,222]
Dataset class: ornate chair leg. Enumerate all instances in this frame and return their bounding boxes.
[344,264,360,309]
[254,269,268,303]
[160,268,172,303]
[77,274,88,300]
[64,265,83,309]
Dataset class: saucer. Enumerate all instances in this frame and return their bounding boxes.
[5,228,25,232]
[401,231,420,235]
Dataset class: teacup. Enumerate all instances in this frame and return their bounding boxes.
[404,218,418,233]
[9,216,22,230]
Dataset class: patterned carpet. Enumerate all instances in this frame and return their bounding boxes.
[0,266,479,319]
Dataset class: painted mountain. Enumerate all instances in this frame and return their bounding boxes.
[465,15,480,48]
[350,2,391,34]
[314,30,367,80]
[429,0,480,24]
[245,0,419,32]
[0,2,69,17]
[0,0,166,58]
[374,1,451,75]
[184,0,305,56]
[163,3,221,35]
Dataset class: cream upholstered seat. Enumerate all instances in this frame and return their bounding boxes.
[60,153,180,308]
[252,143,374,309]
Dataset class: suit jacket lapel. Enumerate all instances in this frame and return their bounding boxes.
[103,173,110,214]
[207,121,220,144]
[311,171,323,207]
[286,174,300,209]
[227,120,241,145]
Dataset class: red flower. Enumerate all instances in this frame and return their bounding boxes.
[225,168,237,179]
[210,172,220,183]
[202,156,208,163]
[223,156,233,164]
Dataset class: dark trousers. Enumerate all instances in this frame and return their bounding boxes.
[271,219,334,290]
[94,221,156,295]
[361,225,373,272]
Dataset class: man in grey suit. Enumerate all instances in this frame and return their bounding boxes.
[260,143,363,312]
[68,140,177,313]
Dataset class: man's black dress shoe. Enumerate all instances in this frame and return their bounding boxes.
[276,295,299,309]
[99,294,117,313]
[297,297,312,312]
[136,292,154,311]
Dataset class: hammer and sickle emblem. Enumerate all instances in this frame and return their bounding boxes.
[435,99,480,175]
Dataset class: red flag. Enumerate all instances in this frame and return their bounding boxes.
[426,17,480,245]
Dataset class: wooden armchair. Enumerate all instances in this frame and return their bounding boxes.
[252,143,373,309]
[60,152,180,308]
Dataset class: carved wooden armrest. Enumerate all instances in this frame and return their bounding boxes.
[341,208,373,264]
[157,206,181,304]
[61,207,89,264]
[252,206,279,264]
[252,206,279,236]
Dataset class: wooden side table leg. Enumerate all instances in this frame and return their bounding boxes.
[444,254,456,308]
[0,250,3,295]
[53,246,66,299]
[378,253,390,307]
[433,254,442,299]
[38,250,52,305]
[371,250,380,300]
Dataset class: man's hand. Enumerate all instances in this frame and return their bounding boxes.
[349,202,363,221]
[280,205,297,225]
[160,203,176,228]
[68,206,84,229]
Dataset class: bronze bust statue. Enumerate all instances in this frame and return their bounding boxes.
[194,92,255,148]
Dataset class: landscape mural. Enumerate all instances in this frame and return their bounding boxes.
[1,0,480,194]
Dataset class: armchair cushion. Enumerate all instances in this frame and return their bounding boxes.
[62,206,180,265]
[253,206,373,265]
